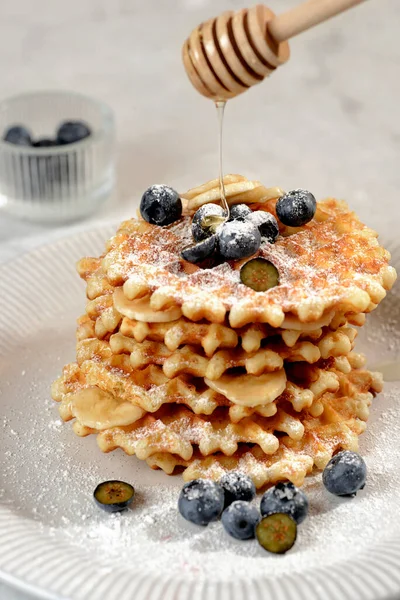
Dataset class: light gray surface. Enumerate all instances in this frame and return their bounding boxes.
[0,0,399,598]
[0,588,32,600]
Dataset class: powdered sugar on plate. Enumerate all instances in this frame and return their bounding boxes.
[53,388,400,580]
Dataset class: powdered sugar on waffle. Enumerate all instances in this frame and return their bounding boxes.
[105,201,395,319]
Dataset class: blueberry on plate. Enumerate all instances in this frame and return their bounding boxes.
[33,138,57,147]
[256,513,297,554]
[229,203,252,221]
[94,480,135,513]
[178,479,224,526]
[240,258,279,292]
[260,482,309,524]
[192,203,225,242]
[140,184,182,226]
[218,220,261,260]
[276,189,316,227]
[322,450,367,497]
[220,471,256,507]
[3,125,32,146]
[56,120,91,145]
[222,500,260,540]
[249,211,279,243]
[181,234,217,263]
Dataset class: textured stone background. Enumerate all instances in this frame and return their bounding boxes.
[0,0,399,597]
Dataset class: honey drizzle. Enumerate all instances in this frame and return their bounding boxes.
[216,100,229,218]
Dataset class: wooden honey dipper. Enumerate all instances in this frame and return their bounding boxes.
[182,0,366,101]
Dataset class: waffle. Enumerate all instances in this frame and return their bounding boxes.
[56,311,369,424]
[53,356,339,423]
[55,321,357,411]
[147,445,315,488]
[73,326,355,390]
[146,373,379,488]
[52,366,378,487]
[52,174,396,488]
[79,306,346,350]
[94,176,395,328]
[68,375,372,457]
[53,338,378,429]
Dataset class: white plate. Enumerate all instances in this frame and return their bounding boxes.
[1,228,400,600]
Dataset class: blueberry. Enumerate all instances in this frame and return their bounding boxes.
[220,471,256,507]
[192,203,225,242]
[178,479,224,526]
[322,450,367,497]
[218,220,261,260]
[260,482,309,524]
[181,234,217,263]
[3,125,32,146]
[276,189,316,227]
[56,120,91,145]
[249,211,279,243]
[140,184,182,226]
[33,138,56,147]
[229,204,252,221]
[222,500,260,540]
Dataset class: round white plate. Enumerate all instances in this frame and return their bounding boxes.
[1,228,400,600]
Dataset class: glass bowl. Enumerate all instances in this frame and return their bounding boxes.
[0,90,115,223]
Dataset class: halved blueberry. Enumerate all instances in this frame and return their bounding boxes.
[220,471,256,507]
[256,513,297,554]
[276,189,316,227]
[181,234,217,263]
[240,258,279,292]
[249,211,279,243]
[218,221,261,260]
[178,479,224,526]
[56,120,91,145]
[222,500,260,540]
[260,482,309,524]
[192,203,225,242]
[140,184,182,226]
[94,480,135,512]
[3,125,32,146]
[322,450,367,497]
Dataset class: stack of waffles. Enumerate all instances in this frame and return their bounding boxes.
[52,175,397,488]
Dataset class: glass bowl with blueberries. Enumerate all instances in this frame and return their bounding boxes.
[0,90,115,223]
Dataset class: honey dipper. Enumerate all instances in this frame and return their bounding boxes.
[182,0,366,101]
